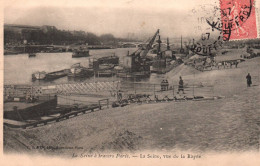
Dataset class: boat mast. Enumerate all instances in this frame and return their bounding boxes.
[167,37,170,50]
[180,35,184,53]
[181,35,183,50]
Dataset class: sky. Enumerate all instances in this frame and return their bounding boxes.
[4,0,218,39]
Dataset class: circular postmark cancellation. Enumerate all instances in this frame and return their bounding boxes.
[188,3,223,56]
[188,0,254,56]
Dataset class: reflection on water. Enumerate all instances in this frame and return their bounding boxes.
[5,48,169,88]
[4,48,137,85]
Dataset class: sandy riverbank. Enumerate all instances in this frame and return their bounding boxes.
[4,55,260,156]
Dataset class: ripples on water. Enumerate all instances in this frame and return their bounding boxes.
[4,48,166,86]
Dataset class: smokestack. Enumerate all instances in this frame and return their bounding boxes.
[167,37,170,50]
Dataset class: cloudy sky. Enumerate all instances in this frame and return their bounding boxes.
[4,0,218,39]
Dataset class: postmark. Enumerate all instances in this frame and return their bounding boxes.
[188,3,224,56]
[188,0,258,56]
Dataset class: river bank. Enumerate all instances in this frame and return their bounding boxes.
[4,55,260,156]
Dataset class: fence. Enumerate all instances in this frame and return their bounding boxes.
[116,81,216,102]
[4,81,121,102]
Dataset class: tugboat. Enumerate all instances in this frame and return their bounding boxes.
[72,47,90,58]
[67,63,94,78]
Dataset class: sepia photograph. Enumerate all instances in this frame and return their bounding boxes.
[1,0,260,165]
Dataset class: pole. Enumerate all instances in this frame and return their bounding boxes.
[134,77,136,95]
[94,71,96,82]
[193,72,195,97]
[172,84,174,98]
[95,81,97,92]
[154,84,155,98]
[211,84,214,97]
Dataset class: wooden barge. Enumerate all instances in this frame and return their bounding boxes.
[32,69,70,81]
[67,63,94,78]
[72,48,90,58]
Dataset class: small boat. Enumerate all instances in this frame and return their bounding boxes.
[45,69,70,80]
[72,48,90,58]
[28,53,36,58]
[67,63,94,78]
[32,71,46,80]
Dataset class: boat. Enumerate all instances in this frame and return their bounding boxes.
[28,53,36,58]
[32,71,46,80]
[98,55,119,65]
[151,35,182,74]
[67,63,94,78]
[72,48,90,58]
[45,69,70,80]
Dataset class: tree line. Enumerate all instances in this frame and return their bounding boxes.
[4,25,136,46]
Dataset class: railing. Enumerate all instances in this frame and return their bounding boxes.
[4,81,121,101]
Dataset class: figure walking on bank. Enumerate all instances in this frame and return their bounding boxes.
[246,73,252,87]
[178,76,184,94]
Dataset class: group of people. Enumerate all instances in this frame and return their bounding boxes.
[161,80,169,91]
[161,77,185,94]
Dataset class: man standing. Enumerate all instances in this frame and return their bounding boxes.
[165,79,169,91]
[178,76,184,94]
[246,73,252,87]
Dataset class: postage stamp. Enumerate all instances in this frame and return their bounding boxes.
[220,0,258,40]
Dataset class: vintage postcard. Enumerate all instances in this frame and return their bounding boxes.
[1,0,260,165]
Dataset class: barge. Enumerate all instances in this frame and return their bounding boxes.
[32,69,70,81]
[67,63,94,78]
[72,48,90,58]
[45,69,70,80]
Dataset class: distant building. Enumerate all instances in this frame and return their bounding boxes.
[41,25,57,33]
[4,24,41,34]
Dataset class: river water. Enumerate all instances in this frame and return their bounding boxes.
[4,48,165,87]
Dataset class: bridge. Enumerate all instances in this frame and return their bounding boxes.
[118,41,174,48]
[118,42,146,48]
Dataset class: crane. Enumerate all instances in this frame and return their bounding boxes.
[129,29,160,58]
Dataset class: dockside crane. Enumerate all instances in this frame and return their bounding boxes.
[129,29,160,58]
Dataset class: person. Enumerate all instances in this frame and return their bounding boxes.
[178,76,184,94]
[118,90,122,101]
[246,73,252,87]
[165,79,169,91]
[161,80,165,91]
[235,60,238,68]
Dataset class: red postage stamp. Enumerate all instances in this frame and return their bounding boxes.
[220,0,258,40]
